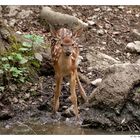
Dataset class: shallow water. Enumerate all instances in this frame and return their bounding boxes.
[0,121,139,135]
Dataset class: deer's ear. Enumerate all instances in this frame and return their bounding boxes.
[49,25,61,39]
[73,27,83,38]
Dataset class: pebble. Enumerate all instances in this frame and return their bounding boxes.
[94,8,100,12]
[101,41,107,45]
[116,50,120,54]
[91,78,102,86]
[16,31,22,34]
[118,6,124,10]
[135,14,139,17]
[132,29,140,37]
[87,67,93,71]
[126,52,131,58]
[87,20,96,26]
[126,41,140,53]
[97,29,104,35]
[87,72,92,76]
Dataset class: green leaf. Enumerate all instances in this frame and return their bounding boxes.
[19,58,28,64]
[19,47,30,51]
[10,67,23,77]
[22,42,32,48]
[1,57,8,61]
[23,34,33,39]
[31,60,40,68]
[35,36,44,44]
[3,64,10,71]
[8,56,14,60]
[14,53,23,61]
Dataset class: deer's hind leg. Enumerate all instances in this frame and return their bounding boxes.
[70,71,79,120]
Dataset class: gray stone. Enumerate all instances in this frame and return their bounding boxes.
[7,6,20,17]
[126,41,140,53]
[89,63,140,108]
[17,9,33,19]
[91,78,102,86]
[86,49,120,71]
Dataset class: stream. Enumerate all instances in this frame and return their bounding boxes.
[0,121,138,135]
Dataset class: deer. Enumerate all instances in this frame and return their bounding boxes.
[51,28,87,120]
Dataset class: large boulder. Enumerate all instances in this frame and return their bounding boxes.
[86,49,120,72]
[82,63,140,131]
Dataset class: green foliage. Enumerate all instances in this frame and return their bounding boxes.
[0,33,45,90]
[136,87,140,93]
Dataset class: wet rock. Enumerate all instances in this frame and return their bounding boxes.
[37,101,52,112]
[126,41,140,53]
[0,109,14,120]
[61,105,75,118]
[84,63,140,131]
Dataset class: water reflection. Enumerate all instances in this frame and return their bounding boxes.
[0,122,108,135]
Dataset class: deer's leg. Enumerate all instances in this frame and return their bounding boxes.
[76,72,88,103]
[53,73,63,113]
[70,71,79,119]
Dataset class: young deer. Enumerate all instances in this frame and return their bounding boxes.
[51,28,87,119]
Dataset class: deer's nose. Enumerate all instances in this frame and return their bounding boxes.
[65,51,71,56]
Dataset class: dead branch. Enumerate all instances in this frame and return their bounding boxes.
[40,6,88,31]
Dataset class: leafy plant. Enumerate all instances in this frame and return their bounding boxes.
[0,33,45,89]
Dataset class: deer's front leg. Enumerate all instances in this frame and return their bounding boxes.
[70,71,79,119]
[76,71,88,103]
[53,73,63,113]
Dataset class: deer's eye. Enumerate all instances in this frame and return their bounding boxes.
[72,44,74,46]
[61,44,64,47]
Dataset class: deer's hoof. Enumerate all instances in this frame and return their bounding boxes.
[51,112,61,120]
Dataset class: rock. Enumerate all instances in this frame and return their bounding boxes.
[94,8,100,12]
[132,29,140,38]
[87,20,95,26]
[7,6,20,17]
[91,78,102,86]
[118,6,124,10]
[9,84,17,92]
[61,105,75,118]
[135,14,140,17]
[17,9,33,19]
[136,58,140,64]
[97,29,104,35]
[126,41,140,53]
[89,63,140,107]
[86,49,120,72]
[83,63,140,131]
[13,97,18,103]
[9,19,16,27]
[0,109,14,120]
